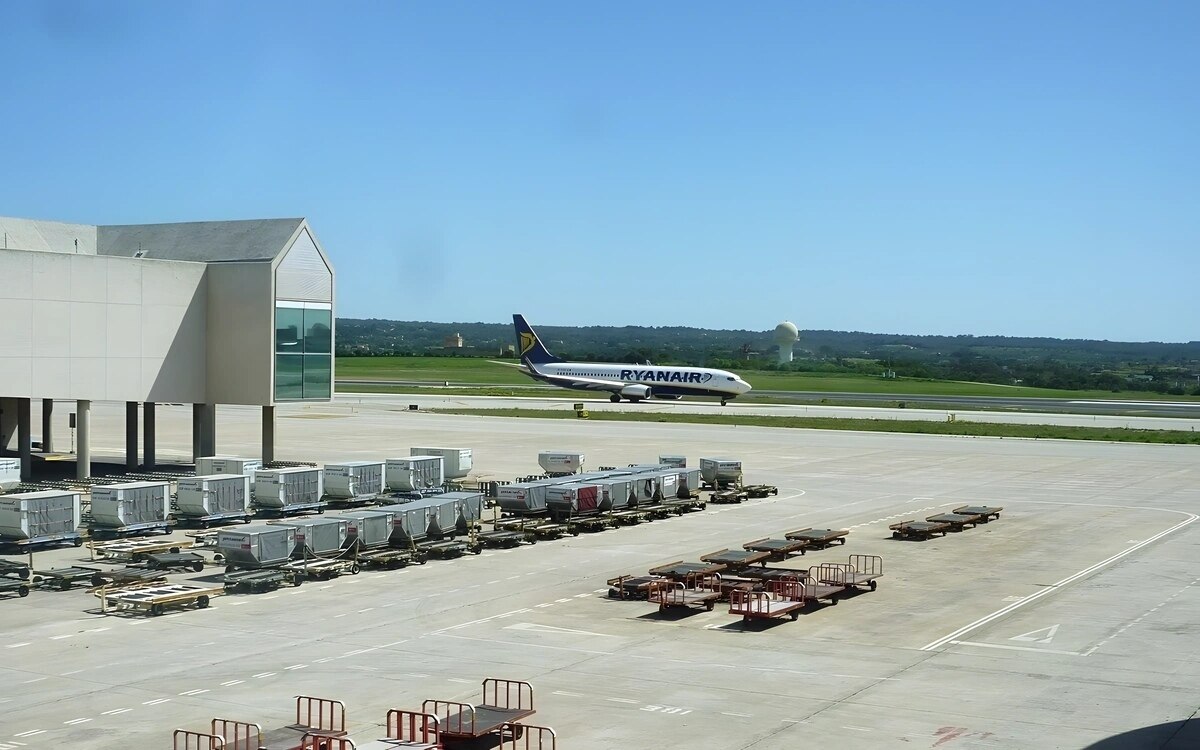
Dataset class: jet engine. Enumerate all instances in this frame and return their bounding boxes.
[619,384,651,400]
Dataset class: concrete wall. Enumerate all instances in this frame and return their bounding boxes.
[0,249,207,403]
[0,397,15,452]
[206,261,275,405]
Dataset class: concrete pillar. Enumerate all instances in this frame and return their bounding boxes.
[76,400,91,480]
[262,405,276,464]
[125,401,139,472]
[202,404,217,457]
[143,402,156,469]
[17,398,31,481]
[41,399,53,453]
[192,404,203,463]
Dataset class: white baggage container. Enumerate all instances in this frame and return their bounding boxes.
[538,451,585,475]
[339,509,397,549]
[658,455,687,468]
[0,491,81,542]
[323,461,385,499]
[254,467,324,510]
[175,474,251,521]
[386,456,445,491]
[376,504,431,545]
[269,516,349,557]
[439,490,485,531]
[546,483,606,521]
[410,447,472,479]
[89,481,170,529]
[700,458,743,484]
[0,458,20,491]
[218,524,296,568]
[196,457,263,489]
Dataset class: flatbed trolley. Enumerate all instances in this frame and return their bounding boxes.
[418,539,482,559]
[609,509,650,525]
[743,485,779,499]
[661,496,707,514]
[90,567,168,588]
[888,520,949,540]
[784,527,849,549]
[648,574,723,612]
[212,695,346,750]
[743,537,811,561]
[144,551,208,572]
[0,560,31,580]
[95,581,225,616]
[172,729,228,750]
[177,510,253,528]
[0,578,31,598]
[357,547,428,569]
[729,578,806,622]
[33,565,103,590]
[815,555,883,592]
[423,678,535,743]
[648,560,727,580]
[954,505,1003,522]
[798,576,841,606]
[477,529,534,548]
[739,566,810,585]
[495,519,572,540]
[710,489,750,505]
[925,512,981,531]
[224,568,302,593]
[607,574,665,600]
[89,537,188,563]
[88,519,173,540]
[566,515,616,534]
[283,557,360,581]
[640,503,675,520]
[700,548,771,571]
[184,530,220,548]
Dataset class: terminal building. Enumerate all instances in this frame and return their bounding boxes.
[0,216,335,481]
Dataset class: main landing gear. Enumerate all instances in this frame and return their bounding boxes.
[610,394,621,403]
[721,399,728,406]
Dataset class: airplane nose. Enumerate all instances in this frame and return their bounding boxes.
[739,379,752,394]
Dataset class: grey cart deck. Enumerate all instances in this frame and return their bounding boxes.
[699,548,771,570]
[95,581,224,616]
[926,512,981,530]
[607,574,665,600]
[816,555,884,592]
[889,520,950,540]
[0,579,31,598]
[33,566,103,590]
[90,567,168,588]
[648,578,722,612]
[954,505,1003,521]
[648,560,727,580]
[0,560,31,580]
[423,678,535,740]
[743,537,811,560]
[784,528,850,548]
[144,552,207,572]
[728,578,806,622]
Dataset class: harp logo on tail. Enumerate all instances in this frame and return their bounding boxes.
[519,331,537,357]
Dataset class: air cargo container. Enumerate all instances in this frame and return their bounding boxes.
[269,516,349,557]
[658,455,687,469]
[218,524,297,568]
[196,457,262,491]
[538,451,584,475]
[323,461,385,499]
[678,468,702,496]
[338,510,396,550]
[0,458,20,491]
[254,467,324,513]
[439,490,485,532]
[700,458,743,486]
[0,491,82,545]
[89,481,171,531]
[386,456,445,491]
[546,483,606,521]
[593,478,634,510]
[175,474,252,524]
[410,447,472,479]
[376,504,431,545]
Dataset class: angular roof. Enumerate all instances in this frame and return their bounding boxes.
[97,218,305,262]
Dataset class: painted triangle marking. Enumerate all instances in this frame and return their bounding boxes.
[1010,624,1059,643]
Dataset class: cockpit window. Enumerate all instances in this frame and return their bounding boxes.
[727,376,735,381]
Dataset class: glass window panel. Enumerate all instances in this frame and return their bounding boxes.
[275,354,304,400]
[275,306,304,354]
[303,308,332,354]
[302,355,332,400]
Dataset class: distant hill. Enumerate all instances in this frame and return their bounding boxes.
[335,318,1200,395]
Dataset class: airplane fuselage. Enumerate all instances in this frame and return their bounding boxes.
[530,362,750,400]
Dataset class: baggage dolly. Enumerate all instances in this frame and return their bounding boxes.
[609,509,651,526]
[90,567,168,588]
[710,489,749,505]
[889,519,950,540]
[0,560,31,580]
[89,537,189,563]
[954,505,1003,522]
[88,519,173,540]
[477,529,533,548]
[423,678,536,744]
[743,537,811,561]
[648,574,723,612]
[729,578,806,622]
[607,574,666,600]
[699,548,771,571]
[648,560,727,580]
[95,581,225,616]
[661,496,707,514]
[925,512,981,531]
[496,519,572,539]
[815,555,883,592]
[283,557,360,581]
[33,565,104,591]
[224,567,302,593]
[419,539,482,559]
[0,578,31,598]
[358,547,428,569]
[784,527,849,549]
[566,515,616,534]
[211,695,346,750]
[144,551,208,573]
[743,485,779,499]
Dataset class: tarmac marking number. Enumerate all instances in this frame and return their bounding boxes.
[639,704,693,716]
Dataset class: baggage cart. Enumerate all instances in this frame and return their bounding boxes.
[815,555,883,592]
[661,496,707,514]
[889,519,950,540]
[609,509,650,526]
[699,548,771,571]
[0,578,31,598]
[89,537,188,563]
[95,581,225,616]
[223,568,302,593]
[784,527,849,549]
[648,560,727,580]
[33,565,103,590]
[477,529,533,548]
[710,489,749,504]
[743,537,810,561]
[213,695,346,750]
[283,556,360,581]
[648,574,722,612]
[144,551,208,572]
[0,559,31,580]
[607,574,665,600]
[729,578,805,622]
[798,575,842,606]
[743,485,779,499]
[954,505,1003,521]
[419,539,481,559]
[357,547,428,569]
[566,514,616,534]
[90,567,168,588]
[423,678,535,742]
[495,518,572,539]
[926,512,981,531]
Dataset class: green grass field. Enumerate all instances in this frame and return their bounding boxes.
[336,356,1198,402]
[431,408,1200,445]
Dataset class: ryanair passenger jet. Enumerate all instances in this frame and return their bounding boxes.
[510,315,752,405]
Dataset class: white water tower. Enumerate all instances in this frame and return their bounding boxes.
[774,321,799,364]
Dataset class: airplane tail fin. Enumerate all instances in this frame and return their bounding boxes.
[513,314,561,369]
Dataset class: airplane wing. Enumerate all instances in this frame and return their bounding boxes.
[533,371,627,392]
[488,360,529,372]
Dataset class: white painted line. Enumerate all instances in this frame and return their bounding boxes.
[260,595,279,600]
[377,640,408,648]
[49,634,74,640]
[334,613,349,618]
[230,601,247,606]
[358,608,375,613]
[593,588,608,594]
[949,640,1085,656]
[721,711,752,718]
[921,513,1198,651]
[535,603,554,608]
[63,718,92,725]
[13,731,46,737]
[60,669,85,676]
[5,643,30,649]
[552,690,585,697]
[555,598,571,603]
[101,708,131,715]
[179,689,209,696]
[21,678,46,684]
[780,719,809,724]
[315,658,335,664]
[606,697,638,704]
[220,680,244,686]
[85,627,111,633]
[142,699,170,706]
[320,585,334,590]
[252,672,275,678]
[845,726,872,732]
[574,593,591,598]
[284,664,307,671]
[487,580,501,585]
[447,678,473,684]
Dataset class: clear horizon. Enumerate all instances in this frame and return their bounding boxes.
[2,2,1196,341]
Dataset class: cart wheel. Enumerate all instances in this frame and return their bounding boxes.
[418,557,428,565]
[242,517,252,524]
[225,565,237,574]
[212,553,224,563]
[869,580,877,591]
[350,564,361,575]
[705,600,714,611]
[169,547,180,555]
[73,537,84,547]
[790,611,799,620]
[830,598,838,605]
[292,575,304,587]
[58,578,72,591]
[91,574,106,587]
[200,521,210,529]
[571,530,580,536]
[892,532,902,539]
[18,585,30,597]
[150,603,164,616]
[196,595,210,609]
[191,561,205,572]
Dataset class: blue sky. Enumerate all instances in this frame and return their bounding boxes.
[2,2,1196,341]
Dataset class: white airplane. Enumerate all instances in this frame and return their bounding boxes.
[509,314,753,405]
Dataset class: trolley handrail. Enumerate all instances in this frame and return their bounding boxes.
[300,733,356,750]
[849,554,883,576]
[482,678,534,711]
[295,695,346,733]
[386,709,440,744]
[173,729,225,750]
[210,718,262,750]
[423,699,475,736]
[500,723,558,750]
